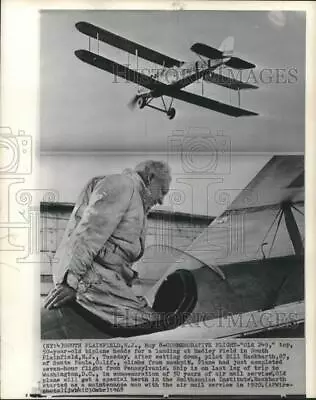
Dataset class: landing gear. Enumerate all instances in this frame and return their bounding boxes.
[167,107,176,120]
[135,94,176,120]
[160,96,176,120]
[137,96,146,109]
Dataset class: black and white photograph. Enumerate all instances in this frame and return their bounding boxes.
[2,4,312,398]
[40,9,305,342]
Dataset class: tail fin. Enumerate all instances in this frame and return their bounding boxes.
[219,36,234,56]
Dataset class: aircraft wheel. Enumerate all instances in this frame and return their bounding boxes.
[167,107,176,120]
[137,96,146,109]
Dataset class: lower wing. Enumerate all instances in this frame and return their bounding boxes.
[165,87,258,117]
[75,49,160,90]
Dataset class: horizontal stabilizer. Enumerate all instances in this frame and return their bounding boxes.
[191,42,223,59]
[225,56,255,70]
[204,72,258,90]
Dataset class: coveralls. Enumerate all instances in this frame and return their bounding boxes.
[41,169,163,338]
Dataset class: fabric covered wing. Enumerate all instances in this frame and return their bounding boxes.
[227,155,304,211]
[180,155,304,268]
[75,49,162,90]
[76,21,183,68]
[164,87,258,116]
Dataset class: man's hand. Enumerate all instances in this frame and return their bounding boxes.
[44,283,76,310]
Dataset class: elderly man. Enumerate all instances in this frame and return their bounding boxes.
[41,160,172,339]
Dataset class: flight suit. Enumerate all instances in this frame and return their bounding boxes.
[49,169,159,330]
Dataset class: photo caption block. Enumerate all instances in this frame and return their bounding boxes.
[41,339,305,396]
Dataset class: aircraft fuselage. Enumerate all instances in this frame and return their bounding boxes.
[138,57,229,98]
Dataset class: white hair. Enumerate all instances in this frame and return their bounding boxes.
[134,160,171,183]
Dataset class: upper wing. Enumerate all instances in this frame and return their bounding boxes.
[204,72,258,90]
[184,155,304,267]
[75,21,183,68]
[226,155,304,211]
[164,87,258,116]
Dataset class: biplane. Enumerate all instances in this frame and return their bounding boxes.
[41,155,304,339]
[74,21,259,119]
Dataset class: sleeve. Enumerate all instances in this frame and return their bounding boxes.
[64,177,134,289]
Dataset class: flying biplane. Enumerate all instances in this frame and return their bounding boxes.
[74,21,259,119]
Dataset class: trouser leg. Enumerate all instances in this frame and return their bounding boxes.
[41,304,113,339]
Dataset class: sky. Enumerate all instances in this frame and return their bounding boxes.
[40,10,305,153]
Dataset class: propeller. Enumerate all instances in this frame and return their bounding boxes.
[128,94,140,110]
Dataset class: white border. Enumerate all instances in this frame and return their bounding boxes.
[1,1,315,398]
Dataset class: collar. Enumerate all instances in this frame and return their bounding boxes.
[122,169,153,213]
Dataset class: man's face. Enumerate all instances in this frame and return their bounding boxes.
[147,175,170,208]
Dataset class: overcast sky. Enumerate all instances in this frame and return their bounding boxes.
[40,10,305,153]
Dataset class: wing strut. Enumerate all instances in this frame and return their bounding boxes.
[268,208,284,258]
[136,49,139,92]
[256,201,304,259]
[282,202,304,256]
[145,95,176,119]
